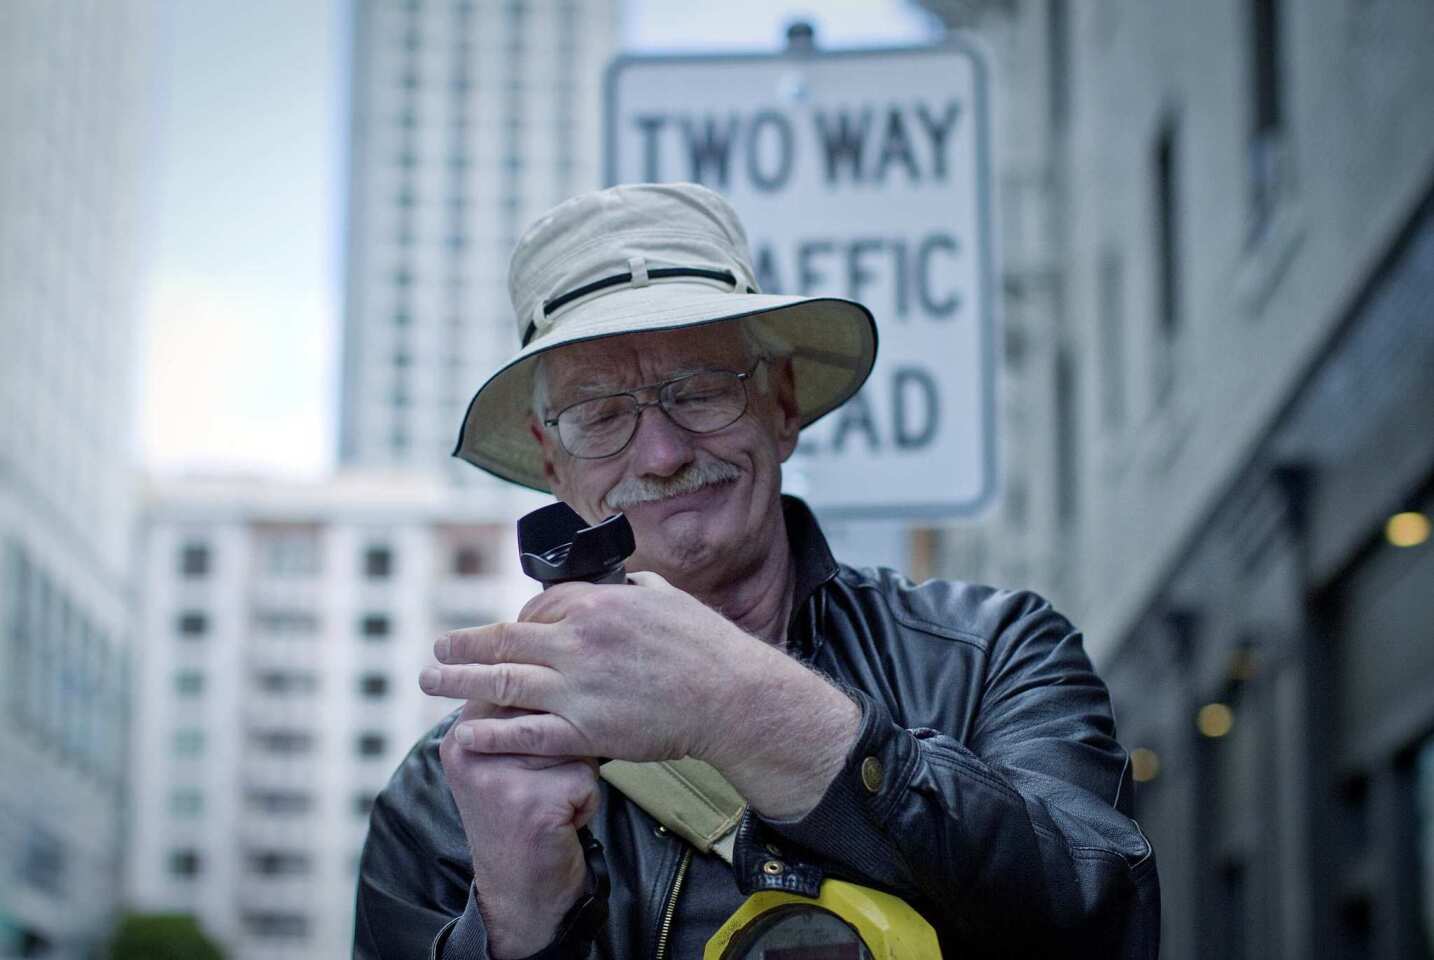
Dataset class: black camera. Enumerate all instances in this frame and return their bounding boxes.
[517,502,635,590]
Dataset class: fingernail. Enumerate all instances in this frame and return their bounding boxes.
[419,667,440,693]
[454,724,474,748]
[435,633,451,661]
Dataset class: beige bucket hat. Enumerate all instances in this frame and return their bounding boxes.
[453,181,878,491]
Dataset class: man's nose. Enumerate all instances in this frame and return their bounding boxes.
[627,401,695,477]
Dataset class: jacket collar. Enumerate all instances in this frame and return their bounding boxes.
[781,495,839,657]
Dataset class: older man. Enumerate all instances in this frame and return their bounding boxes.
[354,183,1159,959]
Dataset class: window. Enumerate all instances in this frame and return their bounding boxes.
[253,609,319,636]
[174,670,205,697]
[1054,347,1079,524]
[169,849,202,879]
[453,546,485,577]
[247,849,313,877]
[1415,736,1434,952]
[242,912,310,939]
[1247,0,1285,242]
[364,546,394,579]
[251,729,315,755]
[179,542,209,578]
[246,790,313,815]
[359,674,389,699]
[357,732,387,757]
[253,670,318,695]
[1047,0,1070,133]
[256,527,321,577]
[1151,117,1181,405]
[21,828,65,894]
[176,611,208,638]
[393,309,411,327]
[170,788,203,817]
[173,728,205,755]
[360,613,391,639]
[354,791,377,816]
[1098,248,1127,429]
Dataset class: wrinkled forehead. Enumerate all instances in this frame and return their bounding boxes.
[540,322,749,398]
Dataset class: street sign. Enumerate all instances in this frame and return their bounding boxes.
[606,42,998,518]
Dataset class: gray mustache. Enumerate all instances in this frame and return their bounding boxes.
[604,457,741,511]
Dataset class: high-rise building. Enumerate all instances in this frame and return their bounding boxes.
[338,0,618,481]
[0,2,156,957]
[127,471,541,960]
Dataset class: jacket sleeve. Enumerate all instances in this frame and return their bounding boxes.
[353,715,493,959]
[353,715,602,960]
[755,589,1159,957]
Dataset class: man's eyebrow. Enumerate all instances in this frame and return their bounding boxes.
[555,364,721,401]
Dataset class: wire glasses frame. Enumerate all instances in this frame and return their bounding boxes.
[543,359,767,459]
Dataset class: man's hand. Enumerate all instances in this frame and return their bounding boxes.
[423,573,860,819]
[436,698,598,958]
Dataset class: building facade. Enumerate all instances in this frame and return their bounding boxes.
[0,2,156,956]
[127,471,542,960]
[925,2,1434,957]
[338,0,617,480]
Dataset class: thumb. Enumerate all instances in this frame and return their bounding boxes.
[625,570,675,591]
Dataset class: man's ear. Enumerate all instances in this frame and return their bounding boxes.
[770,356,801,462]
[529,414,564,494]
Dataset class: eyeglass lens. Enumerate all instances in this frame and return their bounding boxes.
[556,369,748,458]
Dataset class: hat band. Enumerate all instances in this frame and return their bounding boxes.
[522,266,751,347]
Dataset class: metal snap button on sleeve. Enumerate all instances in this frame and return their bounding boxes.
[861,755,884,794]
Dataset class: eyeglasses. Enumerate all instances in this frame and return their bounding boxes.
[543,360,764,459]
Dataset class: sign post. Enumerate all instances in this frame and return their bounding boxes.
[606,41,997,518]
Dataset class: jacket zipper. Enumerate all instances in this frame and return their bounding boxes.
[653,846,692,960]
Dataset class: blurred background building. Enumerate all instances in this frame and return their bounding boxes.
[338,0,617,483]
[126,471,532,960]
[0,2,157,957]
[121,0,612,957]
[919,2,1434,958]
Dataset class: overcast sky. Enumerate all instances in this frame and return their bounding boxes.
[138,0,940,478]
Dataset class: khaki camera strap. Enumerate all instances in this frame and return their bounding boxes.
[599,757,746,863]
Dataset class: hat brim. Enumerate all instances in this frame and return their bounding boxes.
[452,284,877,491]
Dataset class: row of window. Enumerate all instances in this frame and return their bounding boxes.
[172,671,394,701]
[176,540,493,579]
[170,788,377,820]
[171,724,391,759]
[174,604,492,646]
[166,786,375,826]
[175,610,404,639]
[4,539,127,784]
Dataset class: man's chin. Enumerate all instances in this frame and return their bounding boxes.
[619,483,737,569]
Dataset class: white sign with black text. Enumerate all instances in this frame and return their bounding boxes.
[606,43,997,517]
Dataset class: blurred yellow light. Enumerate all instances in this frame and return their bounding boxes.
[1130,748,1161,783]
[1197,703,1234,738]
[1385,512,1430,548]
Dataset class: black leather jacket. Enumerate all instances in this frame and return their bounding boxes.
[354,498,1159,958]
